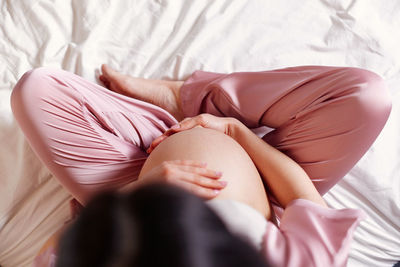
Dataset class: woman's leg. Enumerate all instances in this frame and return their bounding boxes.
[10,67,178,204]
[179,66,392,195]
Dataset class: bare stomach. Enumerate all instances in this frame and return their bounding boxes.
[138,127,271,219]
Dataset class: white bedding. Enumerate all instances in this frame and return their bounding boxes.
[0,0,399,266]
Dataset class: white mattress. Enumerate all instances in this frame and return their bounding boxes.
[0,1,399,266]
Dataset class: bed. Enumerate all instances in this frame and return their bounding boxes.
[0,0,399,266]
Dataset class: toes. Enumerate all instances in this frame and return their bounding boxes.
[99,75,111,88]
[101,64,112,79]
[101,64,108,75]
[101,64,119,88]
[101,64,118,79]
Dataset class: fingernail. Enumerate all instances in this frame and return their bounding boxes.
[171,124,180,129]
[219,181,228,187]
[214,189,220,195]
[201,162,207,167]
[215,171,223,176]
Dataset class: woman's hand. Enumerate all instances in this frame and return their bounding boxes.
[147,113,241,153]
[134,160,228,199]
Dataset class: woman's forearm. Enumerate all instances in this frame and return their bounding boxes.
[231,120,327,208]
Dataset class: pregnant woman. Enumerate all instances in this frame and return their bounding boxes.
[10,64,392,266]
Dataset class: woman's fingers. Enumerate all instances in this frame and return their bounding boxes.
[165,160,225,182]
[177,180,223,200]
[146,130,180,154]
[148,114,236,153]
[147,122,188,152]
[147,135,168,153]
[142,160,227,199]
[166,160,224,180]
[173,163,227,192]
[164,116,207,136]
[147,116,206,153]
[186,173,227,189]
[178,165,223,180]
[99,75,110,89]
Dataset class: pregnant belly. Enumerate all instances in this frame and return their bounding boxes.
[139,127,271,219]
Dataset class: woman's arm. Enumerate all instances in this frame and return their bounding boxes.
[149,114,327,208]
[120,159,227,199]
[230,120,327,208]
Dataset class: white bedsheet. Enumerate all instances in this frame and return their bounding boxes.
[0,0,399,266]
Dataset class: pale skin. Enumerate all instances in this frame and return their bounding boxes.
[37,64,327,256]
[99,64,326,207]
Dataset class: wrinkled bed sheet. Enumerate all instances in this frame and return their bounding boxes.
[0,0,399,266]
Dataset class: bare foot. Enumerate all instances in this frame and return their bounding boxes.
[99,64,185,121]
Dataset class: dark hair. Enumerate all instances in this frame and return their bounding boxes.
[56,183,269,267]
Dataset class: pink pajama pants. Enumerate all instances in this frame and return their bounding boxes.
[10,66,392,205]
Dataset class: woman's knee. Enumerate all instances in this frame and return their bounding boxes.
[11,67,54,110]
[341,67,392,126]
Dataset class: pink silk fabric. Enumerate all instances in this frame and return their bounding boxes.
[11,65,391,266]
[263,199,365,267]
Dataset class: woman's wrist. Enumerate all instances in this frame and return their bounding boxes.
[229,118,328,208]
[228,118,247,143]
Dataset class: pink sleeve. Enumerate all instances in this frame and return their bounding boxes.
[262,199,366,267]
